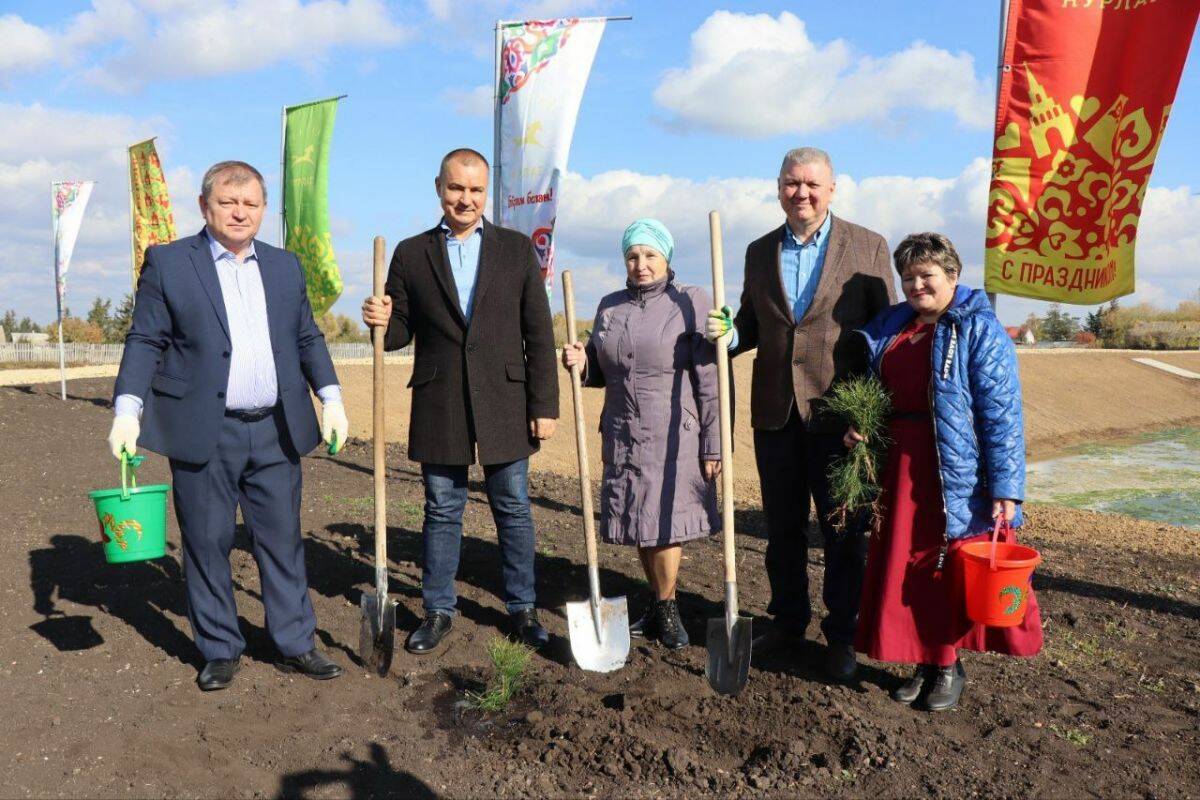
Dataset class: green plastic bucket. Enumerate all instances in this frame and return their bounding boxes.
[88,452,170,564]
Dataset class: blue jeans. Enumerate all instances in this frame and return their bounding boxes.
[420,458,537,616]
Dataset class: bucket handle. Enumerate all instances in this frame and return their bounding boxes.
[120,449,145,500]
[988,513,1014,571]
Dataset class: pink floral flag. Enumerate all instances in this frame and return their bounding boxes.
[497,18,605,297]
[51,180,95,303]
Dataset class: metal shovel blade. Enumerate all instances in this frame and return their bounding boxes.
[358,591,397,676]
[565,595,630,673]
[705,615,752,695]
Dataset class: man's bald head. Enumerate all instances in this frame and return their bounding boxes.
[438,148,489,183]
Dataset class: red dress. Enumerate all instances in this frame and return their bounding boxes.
[854,321,1042,666]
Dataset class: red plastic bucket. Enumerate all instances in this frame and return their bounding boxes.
[959,518,1040,627]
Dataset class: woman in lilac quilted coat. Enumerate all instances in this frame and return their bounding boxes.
[561,219,721,650]
[847,232,1042,713]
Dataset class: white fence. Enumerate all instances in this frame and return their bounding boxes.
[0,342,412,365]
[0,343,124,364]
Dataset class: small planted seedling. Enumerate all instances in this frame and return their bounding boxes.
[468,636,535,713]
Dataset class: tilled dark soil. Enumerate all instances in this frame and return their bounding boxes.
[2,378,1200,799]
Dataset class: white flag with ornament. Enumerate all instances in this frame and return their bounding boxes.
[497,18,605,296]
[52,180,95,302]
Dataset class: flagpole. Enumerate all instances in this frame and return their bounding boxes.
[128,142,141,294]
[51,183,67,401]
[54,230,66,402]
[493,21,504,224]
[989,0,1011,312]
[279,106,287,247]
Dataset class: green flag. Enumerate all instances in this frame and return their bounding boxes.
[284,97,343,317]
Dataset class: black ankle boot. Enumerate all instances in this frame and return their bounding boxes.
[924,660,965,711]
[630,597,659,639]
[891,664,933,704]
[653,598,689,650]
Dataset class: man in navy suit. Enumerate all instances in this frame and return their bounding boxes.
[109,161,349,691]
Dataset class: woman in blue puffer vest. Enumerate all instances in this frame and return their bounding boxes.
[847,232,1042,712]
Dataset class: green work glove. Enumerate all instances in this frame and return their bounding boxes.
[705,305,734,343]
[322,401,348,455]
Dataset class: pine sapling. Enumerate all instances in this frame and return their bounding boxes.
[468,636,535,712]
[824,375,892,531]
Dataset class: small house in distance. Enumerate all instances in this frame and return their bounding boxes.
[1006,325,1036,346]
[10,332,51,344]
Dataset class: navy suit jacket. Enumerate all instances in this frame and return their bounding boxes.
[114,230,338,464]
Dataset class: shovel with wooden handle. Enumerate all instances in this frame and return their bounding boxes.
[705,211,752,696]
[359,235,398,676]
[561,270,630,673]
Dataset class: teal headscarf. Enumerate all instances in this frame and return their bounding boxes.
[621,218,674,263]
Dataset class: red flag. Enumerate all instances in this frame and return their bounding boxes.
[984,0,1199,304]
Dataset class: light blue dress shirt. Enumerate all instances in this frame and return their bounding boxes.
[441,218,484,322]
[728,212,833,350]
[781,211,832,322]
[114,228,340,418]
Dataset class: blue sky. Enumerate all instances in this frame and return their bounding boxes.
[3,0,1198,327]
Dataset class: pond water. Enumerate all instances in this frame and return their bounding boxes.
[1026,428,1200,530]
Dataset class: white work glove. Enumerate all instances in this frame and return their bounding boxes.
[108,415,140,460]
[322,400,349,454]
[705,305,734,344]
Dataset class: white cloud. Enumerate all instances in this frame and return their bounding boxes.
[92,0,409,88]
[1135,186,1200,298]
[63,0,147,50]
[553,162,1196,325]
[425,0,453,21]
[0,14,55,78]
[0,1,410,90]
[426,0,611,21]
[443,84,493,118]
[653,11,992,138]
[0,103,202,323]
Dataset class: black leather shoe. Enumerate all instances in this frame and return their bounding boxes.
[825,642,859,683]
[630,598,658,639]
[510,609,549,649]
[924,660,966,711]
[751,625,805,656]
[406,612,453,654]
[891,664,934,704]
[279,648,343,680]
[197,658,240,691]
[653,599,689,650]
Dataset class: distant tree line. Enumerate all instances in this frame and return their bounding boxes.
[4,298,372,344]
[1020,288,1200,349]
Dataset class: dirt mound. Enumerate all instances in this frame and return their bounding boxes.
[3,378,1200,798]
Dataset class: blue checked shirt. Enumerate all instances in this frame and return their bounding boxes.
[727,212,832,350]
[114,228,340,418]
[441,218,484,321]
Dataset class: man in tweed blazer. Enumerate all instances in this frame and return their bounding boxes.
[707,147,896,681]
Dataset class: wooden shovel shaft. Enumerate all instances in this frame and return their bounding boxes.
[561,271,601,609]
[372,236,388,596]
[708,212,739,594]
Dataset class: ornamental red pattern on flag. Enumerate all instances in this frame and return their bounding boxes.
[984,0,1200,304]
[128,139,177,285]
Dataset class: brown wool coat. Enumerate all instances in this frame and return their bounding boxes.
[731,215,897,432]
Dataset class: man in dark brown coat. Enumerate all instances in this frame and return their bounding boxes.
[362,148,559,654]
[706,147,896,681]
